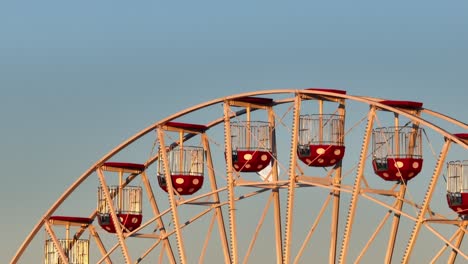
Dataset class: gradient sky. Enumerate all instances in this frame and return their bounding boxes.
[1,1,467,263]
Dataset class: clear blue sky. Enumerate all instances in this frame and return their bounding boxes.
[1,1,467,263]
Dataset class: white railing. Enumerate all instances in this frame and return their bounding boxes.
[230,121,271,151]
[44,239,89,264]
[447,160,468,193]
[97,186,142,215]
[158,146,204,176]
[298,114,344,146]
[372,126,423,160]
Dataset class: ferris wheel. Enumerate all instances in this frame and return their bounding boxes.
[10,89,468,263]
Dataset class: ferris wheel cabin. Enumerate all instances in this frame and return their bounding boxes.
[228,96,274,172]
[371,100,424,182]
[97,162,144,233]
[446,134,468,217]
[157,122,207,195]
[297,88,346,167]
[45,216,92,264]
[230,120,272,172]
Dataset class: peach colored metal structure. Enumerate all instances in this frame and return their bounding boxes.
[10,89,468,263]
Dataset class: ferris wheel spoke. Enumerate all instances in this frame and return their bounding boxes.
[294,192,332,264]
[269,105,284,263]
[447,224,468,263]
[402,138,452,263]
[355,207,393,263]
[88,225,112,264]
[96,242,119,264]
[384,184,407,263]
[157,128,187,264]
[283,94,302,264]
[97,168,132,263]
[330,95,346,264]
[339,106,376,263]
[223,100,239,264]
[202,133,232,263]
[140,170,176,264]
[44,221,69,263]
[242,193,274,264]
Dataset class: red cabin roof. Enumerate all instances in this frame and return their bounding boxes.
[49,216,93,225]
[454,133,468,140]
[165,121,208,132]
[102,162,146,172]
[235,96,274,106]
[306,88,347,94]
[379,100,423,109]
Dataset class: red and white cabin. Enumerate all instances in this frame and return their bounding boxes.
[446,134,468,217]
[298,89,346,167]
[372,100,424,182]
[97,162,144,233]
[158,122,207,195]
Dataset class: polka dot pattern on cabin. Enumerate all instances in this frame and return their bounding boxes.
[157,175,204,195]
[298,145,346,167]
[373,158,423,182]
[232,150,272,172]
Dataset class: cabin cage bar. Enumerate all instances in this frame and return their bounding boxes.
[44,239,89,264]
[229,120,273,172]
[372,126,423,166]
[296,114,345,167]
[157,145,205,195]
[230,121,271,151]
[157,146,205,176]
[447,160,468,193]
[446,160,468,218]
[97,185,143,232]
[298,114,344,147]
[97,186,142,215]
